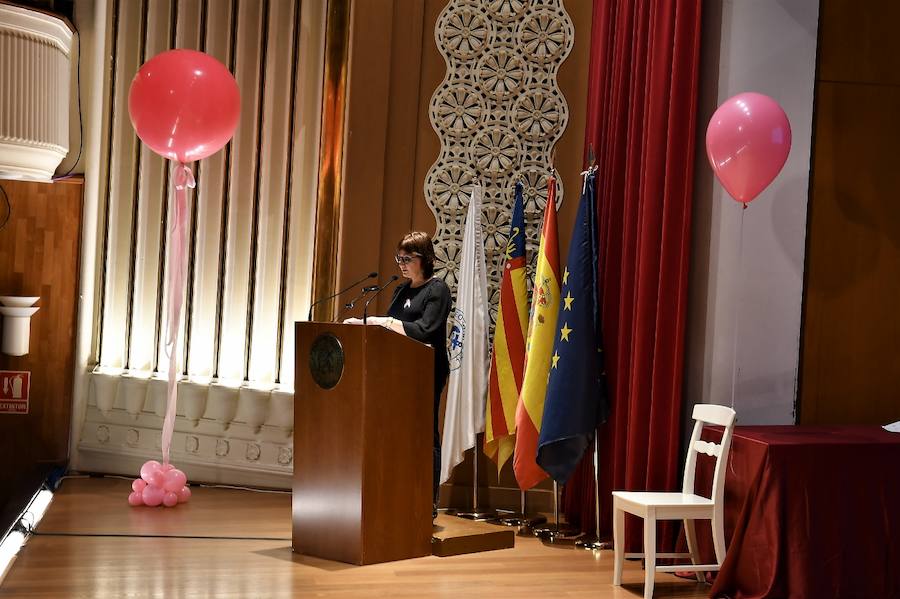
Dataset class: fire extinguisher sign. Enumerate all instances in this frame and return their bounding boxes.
[0,371,31,414]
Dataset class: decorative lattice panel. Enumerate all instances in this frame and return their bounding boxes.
[425,0,574,322]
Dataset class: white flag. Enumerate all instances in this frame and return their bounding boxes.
[440,185,490,484]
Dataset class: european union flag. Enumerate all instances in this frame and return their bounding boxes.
[536,169,609,484]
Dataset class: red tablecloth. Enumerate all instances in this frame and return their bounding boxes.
[692,425,900,599]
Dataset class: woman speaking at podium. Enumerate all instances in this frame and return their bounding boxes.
[345,231,451,512]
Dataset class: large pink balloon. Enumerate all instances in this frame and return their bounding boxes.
[129,49,240,162]
[706,92,791,203]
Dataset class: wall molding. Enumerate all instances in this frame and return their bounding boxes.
[78,370,293,488]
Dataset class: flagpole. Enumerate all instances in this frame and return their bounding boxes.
[576,435,611,550]
[519,489,550,532]
[495,489,547,533]
[516,491,547,537]
[457,436,497,520]
[472,451,478,511]
[533,481,579,542]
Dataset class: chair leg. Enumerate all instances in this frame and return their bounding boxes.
[644,512,656,599]
[683,518,704,583]
[712,511,726,566]
[613,503,625,586]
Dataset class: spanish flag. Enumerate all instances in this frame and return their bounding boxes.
[484,183,528,470]
[513,176,560,490]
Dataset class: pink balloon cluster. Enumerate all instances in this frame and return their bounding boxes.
[128,460,191,507]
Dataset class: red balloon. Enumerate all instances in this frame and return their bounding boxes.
[706,92,791,204]
[128,49,240,162]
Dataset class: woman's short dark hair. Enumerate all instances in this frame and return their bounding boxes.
[397,231,435,278]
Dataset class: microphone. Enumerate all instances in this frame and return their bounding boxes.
[363,275,400,324]
[307,271,377,321]
[337,285,381,321]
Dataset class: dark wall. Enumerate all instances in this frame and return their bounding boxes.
[0,178,82,529]
[4,0,75,21]
[799,1,900,424]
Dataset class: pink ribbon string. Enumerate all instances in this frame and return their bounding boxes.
[160,162,195,465]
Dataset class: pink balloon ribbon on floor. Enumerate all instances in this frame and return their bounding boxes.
[126,49,240,507]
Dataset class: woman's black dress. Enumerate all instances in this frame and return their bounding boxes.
[386,277,451,502]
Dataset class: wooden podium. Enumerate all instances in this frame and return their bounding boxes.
[292,322,434,565]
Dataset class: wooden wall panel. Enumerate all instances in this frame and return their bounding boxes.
[800,0,900,425]
[817,0,900,85]
[338,0,591,315]
[0,179,83,524]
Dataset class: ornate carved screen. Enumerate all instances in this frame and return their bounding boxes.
[425,0,574,322]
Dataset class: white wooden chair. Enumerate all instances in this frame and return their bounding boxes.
[612,404,736,598]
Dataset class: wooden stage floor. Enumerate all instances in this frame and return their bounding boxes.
[0,477,710,598]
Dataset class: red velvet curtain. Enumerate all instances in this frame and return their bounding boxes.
[563,0,703,552]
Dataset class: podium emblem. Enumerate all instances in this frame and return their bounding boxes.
[309,333,344,390]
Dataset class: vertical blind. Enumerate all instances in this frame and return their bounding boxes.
[96,0,321,392]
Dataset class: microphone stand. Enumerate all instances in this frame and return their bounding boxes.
[335,285,379,322]
[363,276,399,324]
[307,271,377,321]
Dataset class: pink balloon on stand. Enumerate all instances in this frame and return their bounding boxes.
[128,49,240,162]
[126,50,239,509]
[706,92,792,204]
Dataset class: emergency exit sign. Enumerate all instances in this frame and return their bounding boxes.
[0,370,31,414]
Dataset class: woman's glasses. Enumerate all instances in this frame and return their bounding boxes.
[394,253,420,265]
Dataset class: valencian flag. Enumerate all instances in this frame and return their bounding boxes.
[441,185,491,483]
[484,183,528,469]
[537,169,609,483]
[513,176,560,490]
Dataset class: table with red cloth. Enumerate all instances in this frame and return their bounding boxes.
[691,425,900,599]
